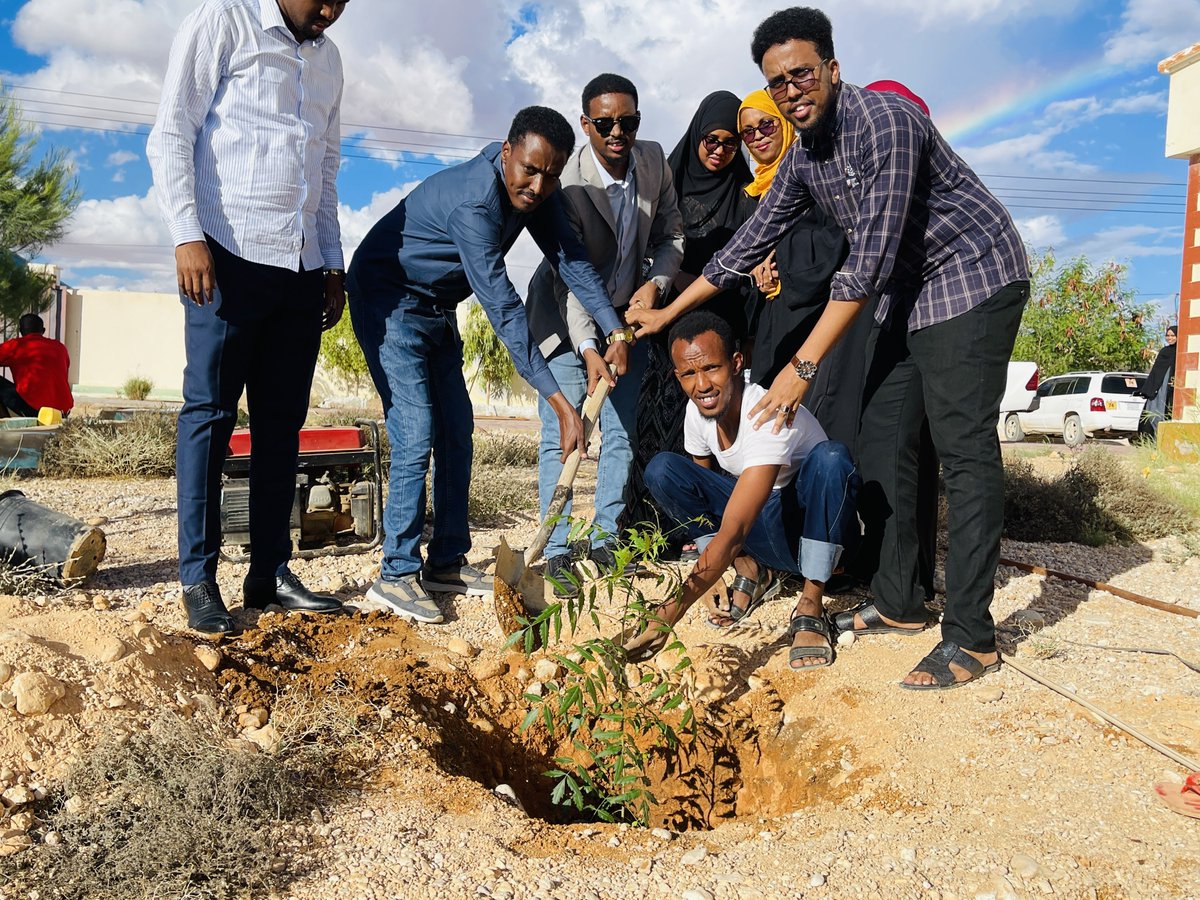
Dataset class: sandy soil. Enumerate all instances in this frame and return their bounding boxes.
[0,451,1197,899]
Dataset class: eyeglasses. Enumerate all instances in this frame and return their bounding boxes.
[766,59,829,101]
[701,133,739,152]
[584,114,641,137]
[740,117,780,143]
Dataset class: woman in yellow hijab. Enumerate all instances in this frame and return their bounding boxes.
[738,89,795,200]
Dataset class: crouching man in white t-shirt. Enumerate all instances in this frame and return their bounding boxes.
[624,310,859,669]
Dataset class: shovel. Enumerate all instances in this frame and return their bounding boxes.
[494,378,611,638]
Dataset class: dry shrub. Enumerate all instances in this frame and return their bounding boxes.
[40,415,177,478]
[0,555,61,597]
[3,690,370,900]
[473,432,538,467]
[1075,447,1195,540]
[121,376,154,401]
[467,464,538,524]
[1003,449,1195,545]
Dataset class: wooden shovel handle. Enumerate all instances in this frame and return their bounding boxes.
[525,378,611,564]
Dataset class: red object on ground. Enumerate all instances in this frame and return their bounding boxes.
[0,333,74,413]
[227,426,365,457]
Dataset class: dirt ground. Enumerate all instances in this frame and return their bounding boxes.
[0,441,1197,899]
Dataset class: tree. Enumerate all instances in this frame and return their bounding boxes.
[0,88,80,325]
[1012,251,1156,378]
[318,311,370,391]
[461,300,516,399]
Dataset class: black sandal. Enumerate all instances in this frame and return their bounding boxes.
[831,602,929,637]
[724,565,783,626]
[899,639,1001,691]
[787,615,834,669]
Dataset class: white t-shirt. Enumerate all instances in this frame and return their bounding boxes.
[683,382,827,490]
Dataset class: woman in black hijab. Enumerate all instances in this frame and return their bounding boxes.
[624,91,754,545]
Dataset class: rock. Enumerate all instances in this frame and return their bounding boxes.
[8,812,32,833]
[680,846,708,866]
[324,574,348,593]
[64,795,84,815]
[533,658,560,682]
[43,831,61,847]
[104,695,128,709]
[238,712,266,730]
[809,873,827,887]
[11,673,66,716]
[900,847,917,863]
[0,630,31,644]
[244,724,282,753]
[493,784,525,813]
[95,636,127,663]
[651,827,674,841]
[693,672,727,701]
[85,516,109,527]
[836,630,855,648]
[1013,609,1046,629]
[447,638,478,658]
[606,835,620,847]
[746,675,766,692]
[122,610,147,624]
[0,691,14,710]
[0,663,11,685]
[132,623,161,644]
[193,646,222,672]
[1,785,34,808]
[976,687,1004,703]
[1010,853,1040,879]
[682,890,715,900]
[526,681,544,697]
[92,596,111,611]
[472,658,506,681]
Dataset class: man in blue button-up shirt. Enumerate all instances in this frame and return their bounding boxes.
[348,106,628,623]
[148,0,351,637]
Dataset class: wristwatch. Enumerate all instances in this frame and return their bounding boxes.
[791,354,818,381]
[323,268,346,278]
[607,326,636,345]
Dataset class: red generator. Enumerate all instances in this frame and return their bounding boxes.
[220,420,383,559]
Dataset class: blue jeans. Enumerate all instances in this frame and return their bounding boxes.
[537,340,649,558]
[643,442,860,583]
[347,288,472,579]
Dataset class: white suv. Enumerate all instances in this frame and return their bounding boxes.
[1005,371,1147,446]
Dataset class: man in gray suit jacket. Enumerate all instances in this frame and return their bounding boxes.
[526,73,685,594]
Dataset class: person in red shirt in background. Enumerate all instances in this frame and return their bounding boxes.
[0,313,74,417]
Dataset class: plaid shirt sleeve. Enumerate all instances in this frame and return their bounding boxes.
[702,150,814,289]
[829,106,921,303]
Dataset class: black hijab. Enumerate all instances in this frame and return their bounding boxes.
[668,91,754,274]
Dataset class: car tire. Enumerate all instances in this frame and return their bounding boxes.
[1003,413,1025,443]
[1063,414,1085,448]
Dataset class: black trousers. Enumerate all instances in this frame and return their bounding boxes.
[175,237,323,585]
[0,378,37,418]
[857,281,1029,652]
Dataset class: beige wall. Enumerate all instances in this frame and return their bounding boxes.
[1162,43,1200,159]
[63,286,539,416]
[67,289,186,399]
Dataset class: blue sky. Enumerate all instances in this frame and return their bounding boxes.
[1,0,1197,330]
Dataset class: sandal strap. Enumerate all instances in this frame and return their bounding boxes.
[911,640,986,687]
[831,601,871,632]
[788,614,830,639]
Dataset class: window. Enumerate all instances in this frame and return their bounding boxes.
[1101,375,1145,395]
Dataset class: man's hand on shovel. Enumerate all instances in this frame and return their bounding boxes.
[547,392,588,462]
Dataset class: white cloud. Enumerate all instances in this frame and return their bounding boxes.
[958,131,1100,176]
[1015,214,1067,249]
[1040,91,1167,127]
[1104,0,1200,65]
[106,150,138,167]
[1070,223,1182,263]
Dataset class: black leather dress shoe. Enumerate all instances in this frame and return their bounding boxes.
[181,582,239,636]
[243,569,343,613]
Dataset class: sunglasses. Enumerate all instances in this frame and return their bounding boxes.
[701,133,739,152]
[584,114,642,137]
[766,59,829,101]
[740,117,780,143]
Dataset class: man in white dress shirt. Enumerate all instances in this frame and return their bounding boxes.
[148,0,350,635]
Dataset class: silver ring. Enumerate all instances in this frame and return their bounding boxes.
[778,404,792,414]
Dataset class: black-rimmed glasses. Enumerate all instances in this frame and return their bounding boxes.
[701,133,739,152]
[740,117,780,143]
[584,114,642,136]
[766,59,829,101]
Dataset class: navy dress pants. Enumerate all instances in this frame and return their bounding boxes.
[176,236,324,585]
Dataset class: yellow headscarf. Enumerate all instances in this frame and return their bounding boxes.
[739,89,795,200]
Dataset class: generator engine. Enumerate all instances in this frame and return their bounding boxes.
[220,420,383,559]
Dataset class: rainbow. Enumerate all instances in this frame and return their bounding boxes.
[939,60,1129,144]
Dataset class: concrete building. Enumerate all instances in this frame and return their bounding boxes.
[1159,42,1200,459]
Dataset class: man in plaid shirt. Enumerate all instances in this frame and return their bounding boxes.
[629,6,1029,690]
